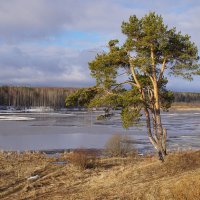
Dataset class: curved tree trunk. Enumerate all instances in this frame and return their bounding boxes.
[144,107,167,161]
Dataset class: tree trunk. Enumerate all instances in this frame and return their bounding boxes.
[144,107,167,162]
[155,111,167,161]
[162,128,167,155]
[152,76,167,161]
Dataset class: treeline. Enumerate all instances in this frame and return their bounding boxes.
[174,92,200,103]
[0,86,76,108]
[0,86,200,108]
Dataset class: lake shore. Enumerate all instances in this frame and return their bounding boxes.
[1,150,200,199]
[171,102,200,110]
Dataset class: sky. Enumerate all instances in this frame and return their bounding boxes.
[0,0,200,91]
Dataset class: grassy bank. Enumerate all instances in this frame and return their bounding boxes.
[171,102,200,110]
[1,150,200,200]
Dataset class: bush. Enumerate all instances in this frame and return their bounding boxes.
[68,149,97,170]
[105,134,135,157]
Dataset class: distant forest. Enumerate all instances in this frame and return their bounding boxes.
[174,92,200,103]
[0,86,76,108]
[0,86,200,108]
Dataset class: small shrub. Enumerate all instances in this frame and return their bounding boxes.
[128,149,139,160]
[105,134,135,157]
[68,149,97,170]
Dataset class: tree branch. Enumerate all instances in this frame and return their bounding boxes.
[158,57,167,82]
[144,107,159,149]
[112,80,137,90]
[127,53,142,89]
[149,76,154,86]
[150,46,156,80]
[116,71,128,77]
[130,65,141,89]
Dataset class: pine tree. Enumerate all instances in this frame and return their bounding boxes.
[66,12,199,161]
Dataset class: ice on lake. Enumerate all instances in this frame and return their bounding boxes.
[0,110,200,152]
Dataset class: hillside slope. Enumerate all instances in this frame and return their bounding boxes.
[1,151,200,200]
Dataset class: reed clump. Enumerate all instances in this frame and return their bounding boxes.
[68,149,97,170]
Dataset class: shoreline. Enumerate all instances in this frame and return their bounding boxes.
[0,146,198,155]
[0,148,103,155]
[1,103,200,112]
[170,102,200,110]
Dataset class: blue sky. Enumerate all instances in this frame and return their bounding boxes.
[0,0,200,91]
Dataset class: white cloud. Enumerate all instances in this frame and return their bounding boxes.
[0,0,199,90]
[0,0,199,42]
[0,44,96,86]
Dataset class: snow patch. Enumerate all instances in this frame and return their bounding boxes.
[0,116,35,121]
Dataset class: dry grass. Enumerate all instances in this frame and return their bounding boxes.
[1,150,200,199]
[67,149,97,170]
[105,134,135,157]
[171,102,200,110]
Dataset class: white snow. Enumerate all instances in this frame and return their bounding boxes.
[0,116,35,121]
[27,175,39,180]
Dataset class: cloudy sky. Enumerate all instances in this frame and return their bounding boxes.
[0,0,200,91]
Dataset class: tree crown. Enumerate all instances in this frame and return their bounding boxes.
[66,12,199,129]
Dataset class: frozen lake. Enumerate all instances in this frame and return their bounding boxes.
[0,110,200,152]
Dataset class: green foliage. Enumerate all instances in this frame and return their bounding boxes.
[89,42,128,90]
[121,107,141,129]
[66,12,199,131]
[65,87,99,107]
[158,78,174,111]
[89,92,123,109]
[121,12,199,78]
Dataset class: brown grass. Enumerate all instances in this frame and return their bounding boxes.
[1,150,200,199]
[68,149,97,170]
[171,102,200,110]
[105,134,135,157]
